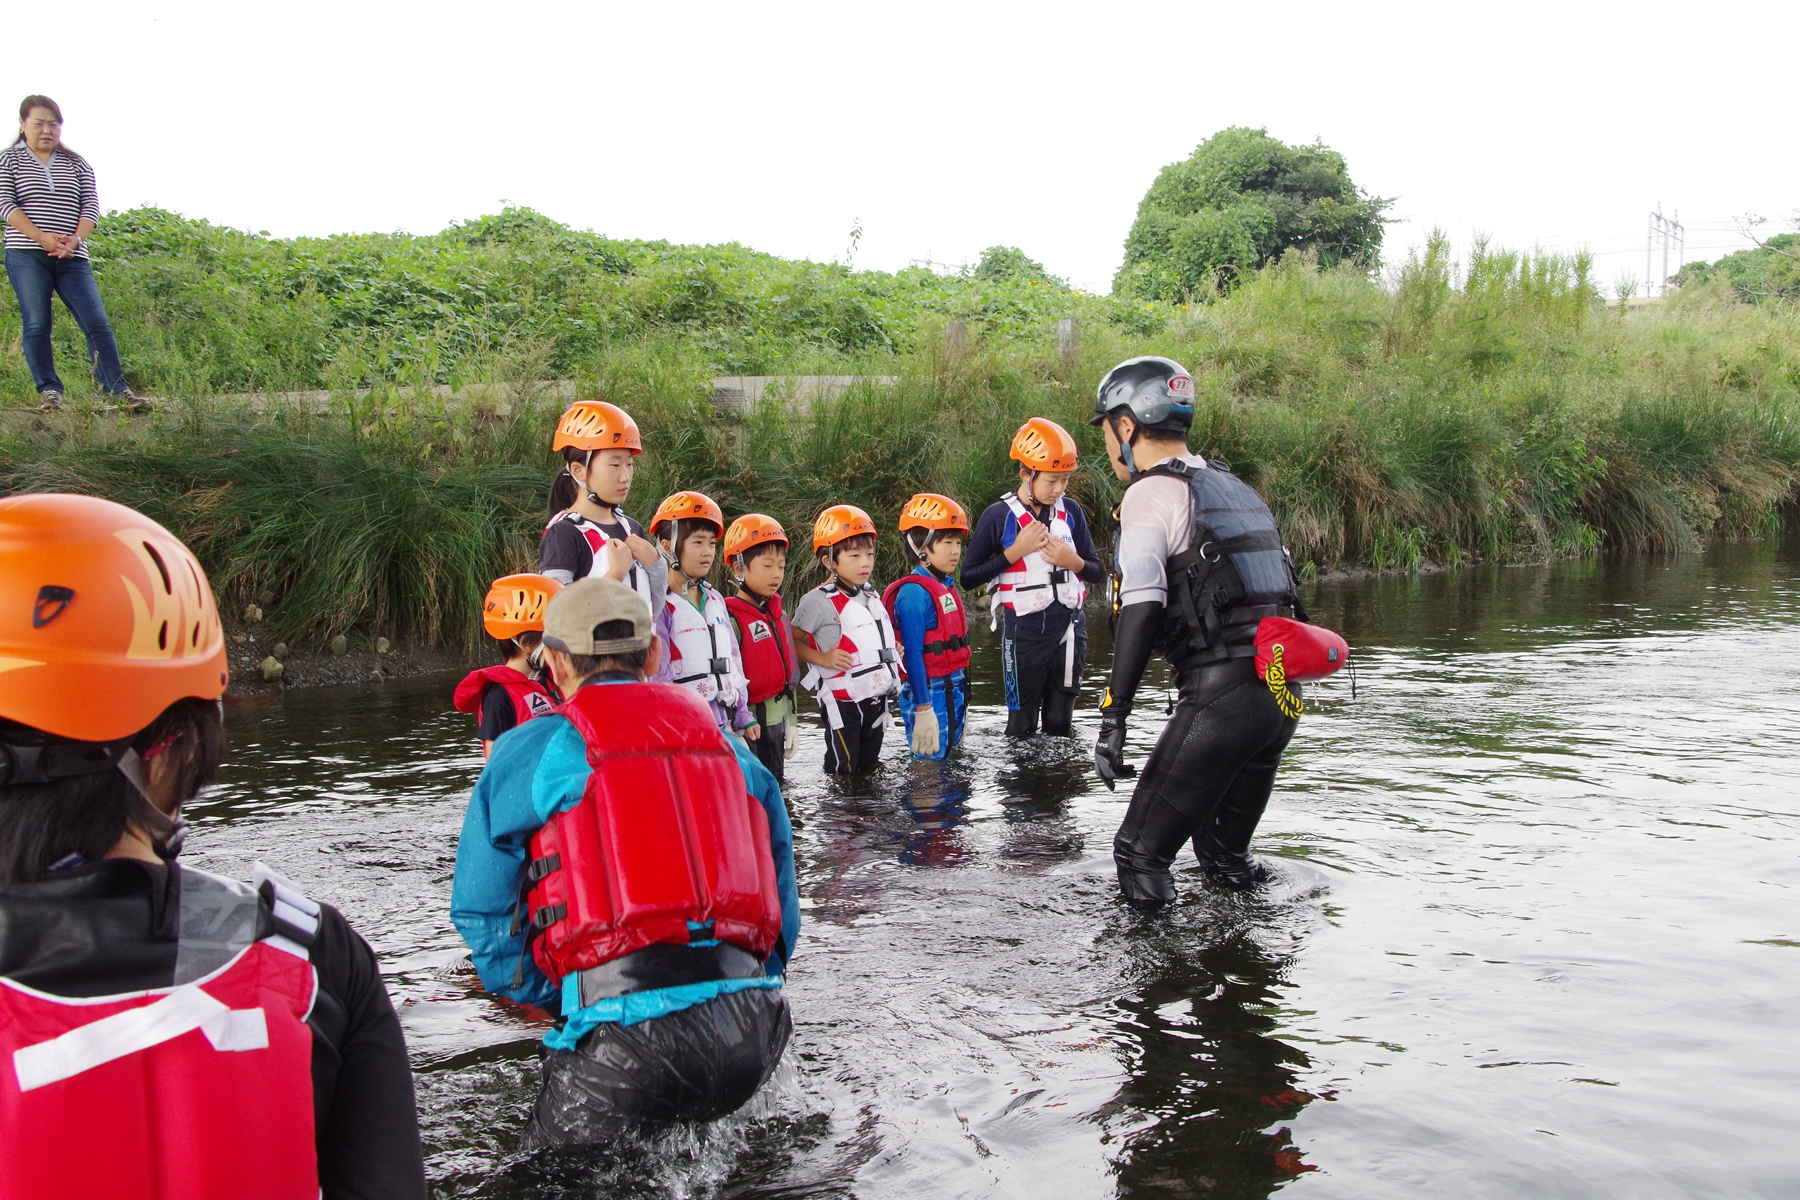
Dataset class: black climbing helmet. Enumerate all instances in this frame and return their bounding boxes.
[1090,356,1195,433]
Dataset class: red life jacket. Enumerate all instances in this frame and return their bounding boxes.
[0,879,320,1200]
[454,666,557,727]
[724,593,795,706]
[881,570,971,679]
[524,682,783,981]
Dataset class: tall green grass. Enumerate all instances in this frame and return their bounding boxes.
[3,233,1795,650]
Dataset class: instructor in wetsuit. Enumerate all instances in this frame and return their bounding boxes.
[1091,356,1306,907]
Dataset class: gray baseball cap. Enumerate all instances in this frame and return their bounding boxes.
[541,578,653,655]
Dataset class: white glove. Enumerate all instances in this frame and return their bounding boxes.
[910,707,940,756]
[783,720,797,759]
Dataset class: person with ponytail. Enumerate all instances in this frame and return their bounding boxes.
[537,401,667,620]
[1,96,151,411]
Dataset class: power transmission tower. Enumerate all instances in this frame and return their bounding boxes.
[1647,204,1685,296]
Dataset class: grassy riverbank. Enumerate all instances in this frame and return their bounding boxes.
[2,215,1796,652]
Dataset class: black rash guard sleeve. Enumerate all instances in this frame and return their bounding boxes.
[958,502,1014,592]
[306,902,428,1200]
[475,681,517,742]
[537,517,594,579]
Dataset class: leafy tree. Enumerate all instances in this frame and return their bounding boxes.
[1672,226,1799,304]
[1115,127,1390,300]
[974,245,1065,287]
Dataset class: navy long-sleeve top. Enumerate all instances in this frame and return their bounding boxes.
[960,492,1105,638]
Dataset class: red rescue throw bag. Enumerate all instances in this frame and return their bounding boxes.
[1254,617,1349,684]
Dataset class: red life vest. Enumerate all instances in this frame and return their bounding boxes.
[0,882,320,1200]
[881,570,971,679]
[454,665,557,726]
[524,682,783,981]
[724,593,795,706]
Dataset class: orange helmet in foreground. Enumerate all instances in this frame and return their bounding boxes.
[649,491,725,539]
[723,513,788,561]
[0,494,227,742]
[1010,417,1079,473]
[483,573,562,640]
[898,493,970,534]
[812,505,877,552]
[553,401,642,454]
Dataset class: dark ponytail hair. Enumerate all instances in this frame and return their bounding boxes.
[13,95,83,164]
[547,447,590,520]
[0,698,226,885]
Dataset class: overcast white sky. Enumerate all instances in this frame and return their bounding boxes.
[14,0,1795,295]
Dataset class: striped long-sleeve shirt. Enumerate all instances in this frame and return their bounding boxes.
[0,142,101,259]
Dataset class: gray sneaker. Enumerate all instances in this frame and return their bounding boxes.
[36,391,65,412]
[114,388,154,413]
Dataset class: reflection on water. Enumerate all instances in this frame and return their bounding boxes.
[186,538,1800,1198]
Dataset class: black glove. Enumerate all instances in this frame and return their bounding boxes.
[1094,707,1135,790]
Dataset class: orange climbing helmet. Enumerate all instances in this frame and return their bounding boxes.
[898,493,970,534]
[812,504,877,553]
[1010,417,1079,473]
[723,513,788,561]
[0,493,227,743]
[649,491,725,539]
[482,573,562,640]
[553,401,642,455]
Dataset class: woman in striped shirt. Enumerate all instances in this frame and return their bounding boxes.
[1,95,149,412]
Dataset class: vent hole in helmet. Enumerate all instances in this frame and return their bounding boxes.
[143,542,172,594]
[192,622,200,647]
[158,621,168,650]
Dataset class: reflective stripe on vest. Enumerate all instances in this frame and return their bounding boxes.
[880,570,971,680]
[799,584,900,702]
[0,865,320,1200]
[995,491,1088,616]
[663,585,748,709]
[724,593,795,706]
[553,511,657,613]
[524,683,783,981]
[453,666,557,726]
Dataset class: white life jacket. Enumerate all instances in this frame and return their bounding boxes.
[548,510,658,614]
[995,491,1088,619]
[800,583,900,704]
[663,584,749,711]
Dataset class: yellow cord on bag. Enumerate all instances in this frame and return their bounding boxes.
[1266,644,1304,718]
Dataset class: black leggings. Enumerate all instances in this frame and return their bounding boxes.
[1003,621,1086,737]
[821,695,887,774]
[1113,658,1299,899]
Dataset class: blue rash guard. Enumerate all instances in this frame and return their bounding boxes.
[450,681,801,1050]
[890,565,957,706]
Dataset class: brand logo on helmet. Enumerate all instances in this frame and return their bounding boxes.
[32,586,74,628]
[1168,376,1194,398]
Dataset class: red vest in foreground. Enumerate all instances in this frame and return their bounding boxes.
[0,933,318,1200]
[526,682,783,981]
[454,665,557,726]
[724,593,795,706]
[881,571,971,679]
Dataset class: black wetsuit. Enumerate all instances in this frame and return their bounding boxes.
[0,858,427,1199]
[1098,455,1302,903]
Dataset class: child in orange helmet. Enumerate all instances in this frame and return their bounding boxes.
[792,505,900,774]
[648,491,760,742]
[453,573,562,757]
[0,494,425,1196]
[723,514,799,780]
[539,401,667,615]
[881,494,972,761]
[961,418,1104,737]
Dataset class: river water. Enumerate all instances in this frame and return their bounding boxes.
[187,540,1800,1199]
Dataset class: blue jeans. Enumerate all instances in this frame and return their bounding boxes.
[4,248,128,394]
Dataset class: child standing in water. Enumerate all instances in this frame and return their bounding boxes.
[649,491,760,743]
[538,401,667,617]
[723,514,799,780]
[961,418,1104,737]
[453,574,563,757]
[882,494,972,761]
[792,505,900,774]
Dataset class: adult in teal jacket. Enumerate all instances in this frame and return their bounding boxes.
[451,578,800,1146]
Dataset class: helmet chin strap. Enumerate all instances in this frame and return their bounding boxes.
[1108,414,1141,478]
[116,748,187,861]
[573,453,616,514]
